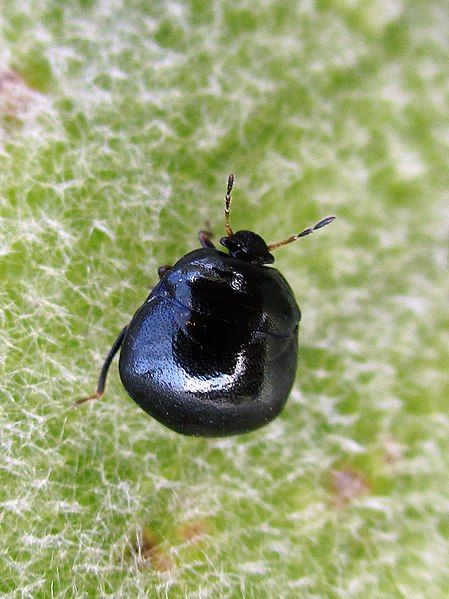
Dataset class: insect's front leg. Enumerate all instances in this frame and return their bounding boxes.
[198,220,215,249]
[75,325,128,406]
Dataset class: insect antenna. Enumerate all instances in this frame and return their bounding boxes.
[224,173,235,237]
[267,215,336,251]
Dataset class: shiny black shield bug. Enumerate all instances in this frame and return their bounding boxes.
[77,175,335,436]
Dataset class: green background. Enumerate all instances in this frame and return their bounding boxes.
[1,1,448,597]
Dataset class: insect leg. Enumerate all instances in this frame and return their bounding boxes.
[198,219,215,248]
[75,325,128,406]
[157,265,172,279]
[198,230,215,248]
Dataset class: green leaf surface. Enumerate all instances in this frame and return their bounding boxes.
[1,1,448,597]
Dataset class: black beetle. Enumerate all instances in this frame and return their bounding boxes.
[77,175,335,436]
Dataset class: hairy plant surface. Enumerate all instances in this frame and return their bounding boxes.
[1,1,448,597]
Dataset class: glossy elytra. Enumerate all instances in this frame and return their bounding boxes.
[77,175,335,436]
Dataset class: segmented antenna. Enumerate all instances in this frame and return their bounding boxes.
[267,215,336,251]
[224,174,235,237]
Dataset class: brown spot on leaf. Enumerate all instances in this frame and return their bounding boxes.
[0,68,46,121]
[380,435,403,465]
[0,71,22,87]
[179,519,208,544]
[124,527,173,572]
[331,467,369,507]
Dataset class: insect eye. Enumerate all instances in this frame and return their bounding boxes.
[220,236,240,250]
